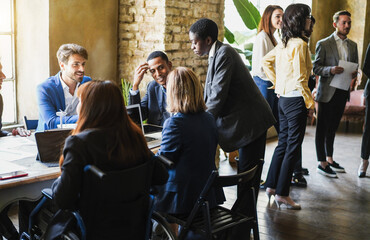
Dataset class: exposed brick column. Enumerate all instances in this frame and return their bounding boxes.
[118,0,224,89]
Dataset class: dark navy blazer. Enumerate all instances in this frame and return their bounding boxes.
[36,72,91,131]
[128,80,170,126]
[155,112,225,214]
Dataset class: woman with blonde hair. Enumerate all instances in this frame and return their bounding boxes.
[52,80,168,239]
[155,67,225,236]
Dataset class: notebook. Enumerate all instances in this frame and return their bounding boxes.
[126,104,162,148]
[35,129,72,167]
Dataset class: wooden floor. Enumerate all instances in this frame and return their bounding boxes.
[219,125,370,240]
[6,125,370,239]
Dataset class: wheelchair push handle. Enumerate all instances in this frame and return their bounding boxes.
[157,155,174,168]
[84,165,106,179]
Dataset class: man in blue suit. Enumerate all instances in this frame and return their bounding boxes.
[129,51,171,126]
[36,43,91,131]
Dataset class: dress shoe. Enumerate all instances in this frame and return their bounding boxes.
[291,173,307,187]
[302,167,309,175]
[358,159,369,178]
[0,130,10,137]
[265,188,276,202]
[274,195,301,210]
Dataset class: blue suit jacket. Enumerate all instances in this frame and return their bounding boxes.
[128,80,170,126]
[36,72,91,131]
[155,112,225,214]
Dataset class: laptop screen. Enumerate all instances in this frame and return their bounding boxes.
[126,104,145,134]
[35,129,71,164]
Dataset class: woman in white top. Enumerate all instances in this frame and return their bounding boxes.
[252,5,283,132]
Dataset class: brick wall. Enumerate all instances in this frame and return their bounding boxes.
[118,0,225,90]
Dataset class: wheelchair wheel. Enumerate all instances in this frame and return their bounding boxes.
[150,212,177,240]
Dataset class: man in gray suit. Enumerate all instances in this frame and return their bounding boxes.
[313,10,358,178]
[189,18,275,239]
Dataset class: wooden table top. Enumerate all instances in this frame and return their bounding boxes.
[0,134,61,190]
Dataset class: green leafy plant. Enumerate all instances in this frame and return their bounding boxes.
[224,0,261,68]
[121,79,132,106]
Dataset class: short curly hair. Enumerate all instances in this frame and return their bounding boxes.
[189,18,218,42]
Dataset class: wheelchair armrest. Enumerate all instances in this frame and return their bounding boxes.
[157,155,174,168]
[42,188,53,200]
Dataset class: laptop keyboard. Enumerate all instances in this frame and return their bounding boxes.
[145,136,156,142]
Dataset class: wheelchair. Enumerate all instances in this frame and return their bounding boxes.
[20,155,177,240]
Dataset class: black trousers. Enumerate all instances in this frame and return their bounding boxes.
[232,132,266,240]
[265,96,307,196]
[361,95,370,160]
[315,89,348,162]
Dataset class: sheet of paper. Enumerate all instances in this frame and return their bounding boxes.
[0,160,26,174]
[330,60,358,90]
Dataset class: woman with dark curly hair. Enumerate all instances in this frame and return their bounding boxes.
[262,3,314,210]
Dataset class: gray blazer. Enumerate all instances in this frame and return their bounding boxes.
[205,41,275,152]
[313,33,358,103]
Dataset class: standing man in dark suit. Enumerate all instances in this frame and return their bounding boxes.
[358,43,370,177]
[313,10,358,177]
[129,51,171,126]
[189,18,275,239]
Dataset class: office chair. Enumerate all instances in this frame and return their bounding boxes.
[21,156,176,240]
[163,158,264,240]
[23,116,38,131]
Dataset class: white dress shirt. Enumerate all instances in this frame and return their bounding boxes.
[333,31,349,61]
[60,75,80,116]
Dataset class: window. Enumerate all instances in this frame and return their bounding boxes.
[0,0,16,124]
[224,0,312,66]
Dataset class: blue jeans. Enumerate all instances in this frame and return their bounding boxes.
[253,76,279,132]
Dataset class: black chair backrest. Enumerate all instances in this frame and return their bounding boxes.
[23,116,38,130]
[197,163,259,201]
[79,158,155,239]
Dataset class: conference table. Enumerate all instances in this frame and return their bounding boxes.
[0,132,161,212]
[0,134,60,212]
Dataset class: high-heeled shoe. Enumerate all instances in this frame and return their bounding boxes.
[265,188,276,202]
[358,159,369,178]
[274,195,301,210]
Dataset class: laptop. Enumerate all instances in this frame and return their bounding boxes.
[35,129,72,167]
[126,104,162,148]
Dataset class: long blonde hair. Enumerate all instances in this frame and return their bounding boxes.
[166,67,206,114]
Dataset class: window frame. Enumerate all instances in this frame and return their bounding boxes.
[0,0,17,125]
